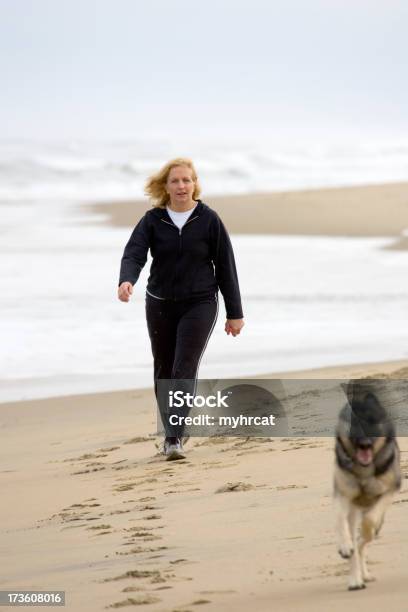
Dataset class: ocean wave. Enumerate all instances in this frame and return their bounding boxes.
[0,140,407,201]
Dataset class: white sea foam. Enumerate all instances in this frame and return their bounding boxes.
[1,140,408,201]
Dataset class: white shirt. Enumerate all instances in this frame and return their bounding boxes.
[166,204,197,230]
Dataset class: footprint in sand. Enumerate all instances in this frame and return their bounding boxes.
[107,594,161,607]
[103,569,162,582]
[122,526,163,543]
[154,586,173,590]
[169,559,192,566]
[64,452,109,462]
[124,436,152,444]
[46,500,104,528]
[235,449,264,456]
[215,482,254,493]
[115,545,168,556]
[62,501,101,509]
[115,484,136,492]
[121,586,144,592]
[113,477,159,493]
[103,568,175,585]
[133,514,162,521]
[86,523,112,531]
[112,460,131,471]
[138,504,162,511]
[72,466,106,475]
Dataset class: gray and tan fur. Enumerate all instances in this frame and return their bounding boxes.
[334,386,401,590]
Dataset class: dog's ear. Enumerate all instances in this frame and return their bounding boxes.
[341,380,357,407]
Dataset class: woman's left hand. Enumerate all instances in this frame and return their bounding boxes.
[225,319,244,337]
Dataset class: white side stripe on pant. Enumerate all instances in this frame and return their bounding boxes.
[192,294,219,396]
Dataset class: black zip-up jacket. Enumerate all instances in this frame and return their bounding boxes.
[118,200,243,319]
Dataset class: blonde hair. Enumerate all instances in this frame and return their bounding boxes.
[145,158,201,208]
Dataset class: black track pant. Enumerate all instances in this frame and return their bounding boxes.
[145,292,219,440]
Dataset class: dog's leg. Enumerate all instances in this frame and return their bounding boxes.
[359,535,374,583]
[348,505,366,590]
[336,495,354,559]
[359,492,394,583]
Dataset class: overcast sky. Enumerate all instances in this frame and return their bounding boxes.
[1,0,407,143]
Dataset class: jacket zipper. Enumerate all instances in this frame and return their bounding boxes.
[160,215,198,235]
[160,216,199,299]
[160,219,178,230]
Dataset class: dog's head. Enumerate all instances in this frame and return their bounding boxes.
[337,391,395,467]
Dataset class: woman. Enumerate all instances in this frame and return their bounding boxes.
[118,158,244,460]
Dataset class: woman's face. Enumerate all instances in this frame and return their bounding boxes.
[166,165,195,206]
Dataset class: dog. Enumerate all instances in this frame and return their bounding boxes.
[334,385,401,590]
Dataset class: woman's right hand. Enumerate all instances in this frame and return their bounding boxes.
[118,282,133,302]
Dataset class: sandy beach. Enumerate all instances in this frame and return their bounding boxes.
[1,359,407,612]
[87,182,408,246]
